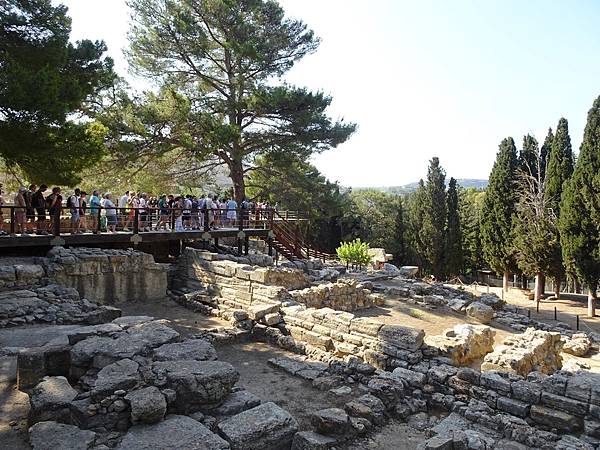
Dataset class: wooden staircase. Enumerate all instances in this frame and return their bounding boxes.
[268,212,336,261]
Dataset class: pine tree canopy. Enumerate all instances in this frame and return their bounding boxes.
[422,157,447,278]
[123,0,356,202]
[519,134,539,180]
[0,0,115,184]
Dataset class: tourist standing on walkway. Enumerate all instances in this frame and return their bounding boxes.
[46,187,62,233]
[123,191,138,231]
[79,191,88,233]
[32,184,48,235]
[139,193,149,232]
[25,184,36,234]
[156,194,169,230]
[226,197,237,226]
[68,188,81,234]
[103,193,117,233]
[118,191,129,228]
[0,184,5,236]
[89,190,101,233]
[14,187,27,236]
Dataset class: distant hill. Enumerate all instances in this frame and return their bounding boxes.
[359,179,488,194]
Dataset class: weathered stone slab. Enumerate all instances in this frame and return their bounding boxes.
[29,376,78,425]
[116,414,229,450]
[92,358,140,399]
[482,328,563,376]
[152,360,239,411]
[291,431,337,450]
[424,324,495,365]
[211,390,261,416]
[153,339,217,362]
[530,404,582,432]
[466,301,494,324]
[217,402,298,450]
[377,324,424,351]
[125,386,166,424]
[29,421,96,450]
[311,408,351,435]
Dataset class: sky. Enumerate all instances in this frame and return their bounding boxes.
[57,0,600,187]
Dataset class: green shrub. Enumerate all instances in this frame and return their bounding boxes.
[336,238,371,268]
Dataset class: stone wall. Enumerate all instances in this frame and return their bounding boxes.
[48,247,168,305]
[0,259,47,290]
[174,249,425,369]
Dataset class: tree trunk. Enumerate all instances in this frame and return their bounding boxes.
[229,160,245,204]
[554,276,561,300]
[503,271,509,292]
[588,285,598,318]
[534,273,544,306]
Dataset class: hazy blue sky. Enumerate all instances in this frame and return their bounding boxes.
[58,0,600,187]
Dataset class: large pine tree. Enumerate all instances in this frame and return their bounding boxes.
[481,137,519,291]
[422,157,447,279]
[445,177,462,277]
[559,97,600,316]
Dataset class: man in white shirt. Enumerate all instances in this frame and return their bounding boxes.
[118,191,129,228]
[69,188,81,234]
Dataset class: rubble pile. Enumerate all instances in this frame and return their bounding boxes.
[0,284,120,328]
[21,316,300,450]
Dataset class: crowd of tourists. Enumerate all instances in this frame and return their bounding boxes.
[0,183,277,236]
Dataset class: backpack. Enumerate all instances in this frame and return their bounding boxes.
[66,195,74,209]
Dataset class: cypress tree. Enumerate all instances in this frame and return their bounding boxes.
[422,157,447,279]
[559,97,600,317]
[544,118,574,298]
[519,134,539,180]
[445,178,463,277]
[546,118,574,214]
[407,180,427,271]
[539,128,554,182]
[392,197,407,265]
[460,188,484,277]
[480,137,519,291]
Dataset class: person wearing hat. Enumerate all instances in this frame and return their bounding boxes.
[14,187,27,236]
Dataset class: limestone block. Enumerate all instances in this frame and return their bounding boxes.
[466,301,494,324]
[125,386,167,424]
[116,415,229,450]
[349,318,383,338]
[151,360,239,411]
[29,421,96,450]
[153,339,217,362]
[217,402,299,450]
[291,431,337,450]
[311,408,351,436]
[210,390,261,416]
[481,328,563,376]
[377,324,424,351]
[563,333,592,357]
[424,324,495,365]
[530,404,582,432]
[92,358,140,399]
[29,376,78,425]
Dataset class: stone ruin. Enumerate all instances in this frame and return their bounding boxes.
[19,316,299,450]
[2,246,600,449]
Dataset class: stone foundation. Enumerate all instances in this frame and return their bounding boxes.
[47,247,168,304]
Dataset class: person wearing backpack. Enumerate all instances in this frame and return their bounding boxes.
[68,188,81,234]
[32,184,48,235]
[46,187,62,233]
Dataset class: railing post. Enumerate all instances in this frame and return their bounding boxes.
[133,208,139,234]
[170,208,175,232]
[10,207,16,236]
[97,207,102,233]
[203,209,209,232]
[53,208,60,237]
[237,207,243,256]
[268,237,273,256]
